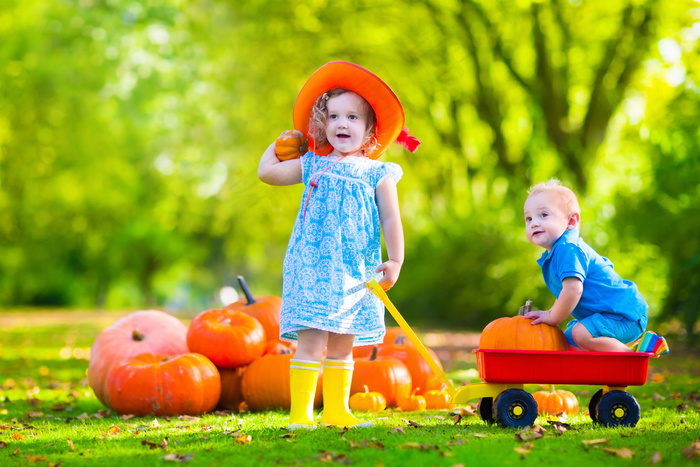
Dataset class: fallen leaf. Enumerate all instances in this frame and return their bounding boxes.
[67,439,75,452]
[603,447,635,459]
[142,439,168,451]
[582,438,609,447]
[235,434,252,445]
[682,439,700,459]
[279,433,295,439]
[407,420,421,428]
[650,451,662,464]
[162,453,194,462]
[470,433,488,438]
[514,442,534,456]
[108,426,120,435]
[27,412,43,418]
[26,454,47,463]
[652,393,665,401]
[453,414,463,425]
[11,433,24,440]
[389,426,405,434]
[121,414,135,420]
[0,441,7,449]
[178,415,200,422]
[76,413,89,420]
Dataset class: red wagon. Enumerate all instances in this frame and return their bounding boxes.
[451,349,655,428]
[367,280,658,429]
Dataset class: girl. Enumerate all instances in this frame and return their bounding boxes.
[258,61,419,429]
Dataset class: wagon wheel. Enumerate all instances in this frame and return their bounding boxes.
[588,389,604,424]
[477,397,494,424]
[595,390,640,427]
[493,389,538,428]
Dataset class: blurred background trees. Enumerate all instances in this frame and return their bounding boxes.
[1,0,698,344]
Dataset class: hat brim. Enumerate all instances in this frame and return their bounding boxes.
[293,61,405,160]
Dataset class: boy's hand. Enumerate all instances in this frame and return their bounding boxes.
[376,260,401,291]
[525,309,554,326]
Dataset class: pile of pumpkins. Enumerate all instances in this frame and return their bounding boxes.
[88,276,449,417]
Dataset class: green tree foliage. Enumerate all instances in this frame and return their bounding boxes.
[0,0,698,342]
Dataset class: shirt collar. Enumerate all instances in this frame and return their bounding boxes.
[536,228,580,266]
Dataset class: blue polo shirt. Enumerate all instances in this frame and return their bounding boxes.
[537,229,647,322]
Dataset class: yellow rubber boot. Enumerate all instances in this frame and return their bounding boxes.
[289,360,320,430]
[321,359,372,428]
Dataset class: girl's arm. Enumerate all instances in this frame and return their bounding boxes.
[258,142,302,186]
[375,177,404,290]
[525,277,583,325]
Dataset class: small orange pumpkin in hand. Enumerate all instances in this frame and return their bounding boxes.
[532,385,579,415]
[349,385,387,412]
[275,130,309,161]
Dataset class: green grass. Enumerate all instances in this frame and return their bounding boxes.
[1,311,699,466]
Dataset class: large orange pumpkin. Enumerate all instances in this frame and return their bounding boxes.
[89,310,189,408]
[377,336,442,395]
[351,346,412,408]
[107,353,220,416]
[275,130,309,161]
[226,276,283,346]
[532,386,579,415]
[217,366,247,411]
[187,308,266,368]
[478,303,567,351]
[241,354,322,411]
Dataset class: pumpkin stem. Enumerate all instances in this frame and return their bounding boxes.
[363,385,369,394]
[237,275,257,305]
[370,345,379,361]
[132,330,145,341]
[550,385,556,394]
[517,300,533,316]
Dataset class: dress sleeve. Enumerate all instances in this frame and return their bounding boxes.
[376,161,403,187]
[300,151,314,186]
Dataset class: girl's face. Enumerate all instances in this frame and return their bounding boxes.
[524,191,577,251]
[325,92,370,156]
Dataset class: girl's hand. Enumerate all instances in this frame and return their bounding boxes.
[524,309,554,326]
[376,260,401,291]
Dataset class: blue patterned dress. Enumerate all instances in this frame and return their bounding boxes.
[279,151,403,346]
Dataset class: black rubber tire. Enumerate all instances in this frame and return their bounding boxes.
[588,388,604,424]
[493,389,538,428]
[595,390,641,427]
[477,397,494,424]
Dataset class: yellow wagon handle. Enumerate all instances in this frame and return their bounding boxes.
[366,280,456,397]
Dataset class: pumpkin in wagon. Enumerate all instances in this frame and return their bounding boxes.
[479,300,568,351]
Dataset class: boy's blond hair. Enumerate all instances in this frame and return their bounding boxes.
[527,178,581,216]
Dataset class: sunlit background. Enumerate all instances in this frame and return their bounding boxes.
[1,0,699,344]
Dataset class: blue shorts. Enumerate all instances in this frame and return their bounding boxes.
[564,314,647,349]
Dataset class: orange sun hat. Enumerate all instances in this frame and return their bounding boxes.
[293,61,420,160]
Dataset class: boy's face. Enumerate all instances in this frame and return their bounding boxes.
[524,191,576,251]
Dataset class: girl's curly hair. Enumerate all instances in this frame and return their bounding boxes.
[309,88,378,155]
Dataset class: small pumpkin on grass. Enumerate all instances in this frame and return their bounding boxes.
[532,385,579,415]
[478,300,568,351]
[351,346,412,408]
[275,130,309,161]
[398,389,426,412]
[187,308,265,368]
[424,389,453,410]
[89,310,189,408]
[349,385,387,412]
[107,353,220,416]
